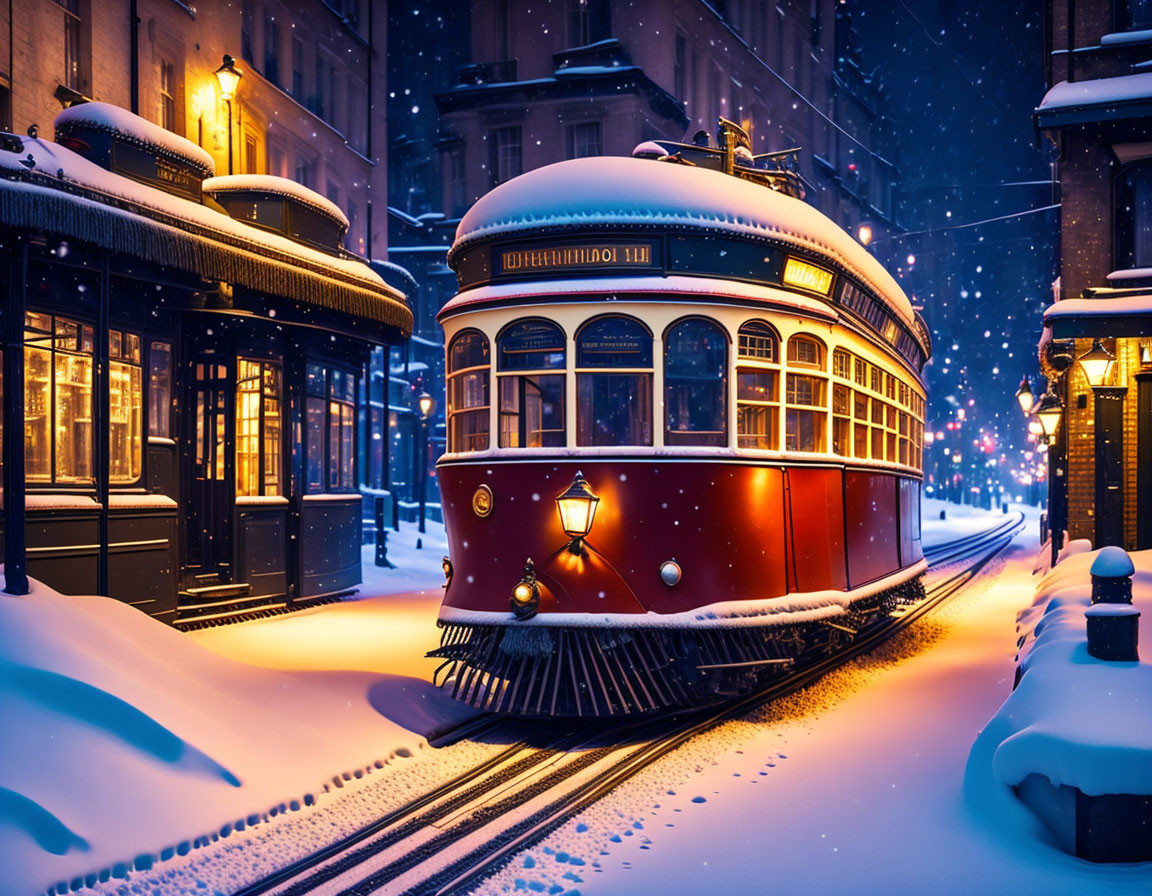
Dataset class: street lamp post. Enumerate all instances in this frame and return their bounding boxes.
[416,391,436,534]
[1078,339,1124,547]
[1032,387,1064,565]
[214,55,242,175]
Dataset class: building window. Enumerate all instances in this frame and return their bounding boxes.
[488,126,522,187]
[1116,164,1152,269]
[449,146,467,215]
[736,321,780,450]
[267,144,285,178]
[241,2,255,63]
[245,133,258,173]
[24,313,93,484]
[576,316,653,447]
[498,319,566,448]
[674,31,687,101]
[447,329,491,453]
[567,121,601,159]
[665,318,727,447]
[61,0,82,92]
[264,13,280,86]
[314,52,328,119]
[295,156,313,190]
[236,359,282,496]
[159,59,176,131]
[305,364,356,492]
[569,0,590,46]
[291,34,304,97]
[109,329,142,483]
[148,342,172,439]
[1120,0,1152,30]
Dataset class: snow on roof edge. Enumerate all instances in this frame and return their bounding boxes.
[203,174,349,230]
[55,101,215,175]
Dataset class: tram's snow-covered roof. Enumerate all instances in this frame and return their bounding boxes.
[453,156,915,327]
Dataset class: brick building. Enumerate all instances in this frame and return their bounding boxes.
[1034,0,1152,551]
[0,0,387,262]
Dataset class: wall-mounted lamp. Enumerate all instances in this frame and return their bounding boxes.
[556,470,600,556]
[214,55,243,175]
[1077,339,1115,389]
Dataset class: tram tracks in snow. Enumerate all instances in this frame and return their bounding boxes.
[232,514,1024,896]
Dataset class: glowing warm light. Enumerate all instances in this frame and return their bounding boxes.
[906,254,916,266]
[1032,389,1063,443]
[510,559,540,620]
[214,55,243,101]
[556,471,600,545]
[857,223,873,246]
[1015,375,1033,415]
[1077,339,1115,388]
[418,391,436,419]
[782,256,834,295]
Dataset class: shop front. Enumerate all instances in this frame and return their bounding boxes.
[0,103,411,626]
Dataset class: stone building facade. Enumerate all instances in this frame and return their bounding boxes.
[1036,0,1152,551]
[0,0,387,261]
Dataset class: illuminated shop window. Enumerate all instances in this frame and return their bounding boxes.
[736,321,780,450]
[665,318,727,447]
[236,359,282,496]
[447,329,491,453]
[148,342,172,438]
[108,329,142,483]
[305,363,357,492]
[497,319,565,449]
[576,315,652,447]
[25,312,93,484]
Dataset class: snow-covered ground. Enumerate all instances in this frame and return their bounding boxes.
[477,502,1152,896]
[0,520,472,896]
[12,501,1152,896]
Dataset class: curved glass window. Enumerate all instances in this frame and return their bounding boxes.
[576,316,652,446]
[736,321,780,450]
[498,319,565,448]
[785,334,827,452]
[665,318,727,447]
[447,329,490,452]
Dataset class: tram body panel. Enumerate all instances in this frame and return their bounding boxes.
[843,470,903,589]
[785,466,849,593]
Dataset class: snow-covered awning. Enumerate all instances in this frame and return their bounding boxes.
[1043,295,1152,338]
[1035,72,1152,128]
[0,136,411,334]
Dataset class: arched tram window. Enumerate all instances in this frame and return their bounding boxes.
[785,334,827,453]
[665,318,727,447]
[497,319,565,448]
[736,320,780,450]
[447,329,491,453]
[576,315,653,447]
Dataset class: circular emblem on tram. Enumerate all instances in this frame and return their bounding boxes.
[472,484,494,518]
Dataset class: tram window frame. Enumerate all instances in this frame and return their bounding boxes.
[664,317,728,448]
[736,320,781,451]
[305,362,358,493]
[784,334,827,453]
[108,328,142,484]
[497,319,566,449]
[148,341,172,439]
[832,382,852,456]
[447,329,491,453]
[575,315,653,448]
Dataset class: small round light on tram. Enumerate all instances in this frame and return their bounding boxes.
[556,471,600,555]
[660,561,682,586]
[472,484,494,518]
[510,558,540,620]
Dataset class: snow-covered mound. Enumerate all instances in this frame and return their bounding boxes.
[0,576,463,895]
[966,548,1152,850]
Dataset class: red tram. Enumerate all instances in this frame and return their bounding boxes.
[429,122,932,716]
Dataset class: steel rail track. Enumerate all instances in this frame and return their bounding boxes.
[231,515,1024,896]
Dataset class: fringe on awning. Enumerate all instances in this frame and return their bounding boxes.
[0,179,412,335]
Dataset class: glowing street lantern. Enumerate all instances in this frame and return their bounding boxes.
[214,55,243,101]
[1032,389,1063,444]
[1077,339,1115,388]
[556,471,600,554]
[1015,375,1034,415]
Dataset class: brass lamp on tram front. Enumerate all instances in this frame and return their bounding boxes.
[556,471,600,556]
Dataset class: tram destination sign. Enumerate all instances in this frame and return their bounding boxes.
[496,241,658,277]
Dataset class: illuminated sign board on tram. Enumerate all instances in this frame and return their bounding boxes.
[497,243,657,276]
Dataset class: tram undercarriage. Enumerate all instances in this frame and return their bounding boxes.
[430,575,926,717]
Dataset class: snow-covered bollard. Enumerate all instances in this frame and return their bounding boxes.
[1085,547,1139,662]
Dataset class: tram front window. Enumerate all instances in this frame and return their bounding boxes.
[576,316,652,447]
[664,318,727,447]
[498,319,565,448]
